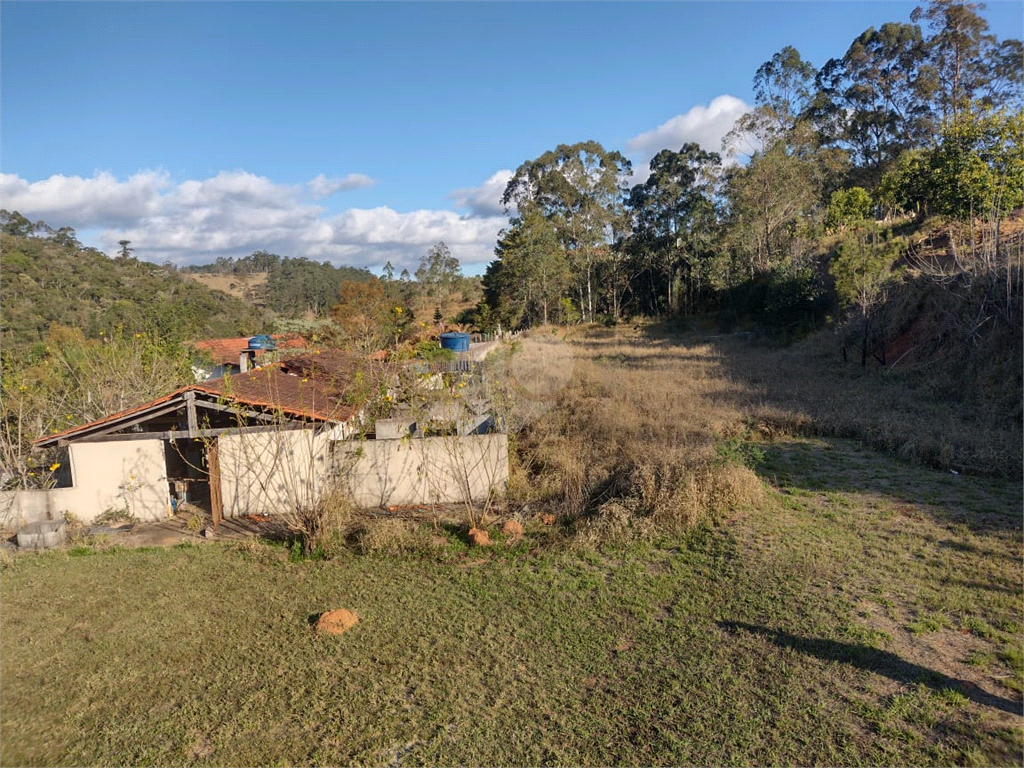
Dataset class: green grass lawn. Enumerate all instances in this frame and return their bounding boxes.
[1,437,1020,767]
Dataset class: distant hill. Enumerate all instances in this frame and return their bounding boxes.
[181,251,374,318]
[0,231,264,348]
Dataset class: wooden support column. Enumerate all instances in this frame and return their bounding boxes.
[207,438,223,528]
[184,391,198,438]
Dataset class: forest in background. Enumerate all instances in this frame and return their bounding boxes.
[474,0,1021,364]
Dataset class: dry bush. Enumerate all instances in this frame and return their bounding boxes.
[574,499,657,547]
[625,455,764,531]
[353,517,421,555]
[287,487,355,556]
[515,326,763,543]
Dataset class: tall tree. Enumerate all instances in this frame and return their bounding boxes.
[489,209,568,327]
[753,45,818,136]
[502,140,631,322]
[626,143,722,314]
[416,241,462,311]
[726,47,818,157]
[911,0,995,124]
[722,143,820,275]
[812,23,936,185]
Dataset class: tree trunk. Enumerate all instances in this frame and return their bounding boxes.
[586,264,593,323]
[861,315,869,369]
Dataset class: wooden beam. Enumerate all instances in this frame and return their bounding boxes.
[192,397,277,423]
[185,391,198,438]
[40,402,185,447]
[72,422,310,444]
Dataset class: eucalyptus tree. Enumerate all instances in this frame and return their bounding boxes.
[812,23,936,186]
[416,241,463,308]
[725,46,818,159]
[911,0,999,124]
[502,140,632,323]
[753,46,818,137]
[489,209,568,327]
[626,143,722,314]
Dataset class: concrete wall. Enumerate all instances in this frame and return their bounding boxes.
[217,429,331,518]
[0,429,509,529]
[0,439,170,528]
[334,434,508,509]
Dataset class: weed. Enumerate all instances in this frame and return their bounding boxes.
[962,616,1000,641]
[715,437,765,469]
[93,506,138,527]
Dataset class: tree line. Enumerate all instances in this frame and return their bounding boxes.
[474,0,1022,338]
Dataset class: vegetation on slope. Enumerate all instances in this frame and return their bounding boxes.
[181,250,374,318]
[0,225,261,349]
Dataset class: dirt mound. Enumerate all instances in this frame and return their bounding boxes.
[468,527,491,547]
[315,608,359,635]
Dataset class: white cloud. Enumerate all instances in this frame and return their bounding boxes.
[0,171,169,227]
[307,173,375,198]
[0,170,505,274]
[448,170,514,218]
[626,94,751,182]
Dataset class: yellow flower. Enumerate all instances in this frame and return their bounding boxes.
[28,472,35,477]
[49,463,60,472]
[394,307,402,313]
[134,333,142,338]
[301,378,309,383]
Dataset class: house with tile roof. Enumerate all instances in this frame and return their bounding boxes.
[17,349,508,527]
[190,334,308,380]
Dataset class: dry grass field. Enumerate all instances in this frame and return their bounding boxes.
[184,272,269,303]
[1,323,1020,766]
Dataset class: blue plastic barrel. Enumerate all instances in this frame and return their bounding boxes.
[439,332,471,353]
[248,334,277,350]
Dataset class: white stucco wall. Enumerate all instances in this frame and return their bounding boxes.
[215,429,508,516]
[334,434,509,509]
[217,429,331,518]
[0,439,170,527]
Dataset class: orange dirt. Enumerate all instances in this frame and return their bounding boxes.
[501,520,524,537]
[467,527,492,547]
[315,608,359,635]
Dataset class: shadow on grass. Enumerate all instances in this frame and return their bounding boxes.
[758,440,1021,533]
[719,620,1023,715]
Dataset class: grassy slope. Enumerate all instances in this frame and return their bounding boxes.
[0,234,259,347]
[2,327,1021,767]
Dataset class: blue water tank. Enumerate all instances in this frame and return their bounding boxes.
[439,332,471,353]
[248,334,276,350]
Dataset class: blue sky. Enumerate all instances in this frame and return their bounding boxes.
[2,1,1021,274]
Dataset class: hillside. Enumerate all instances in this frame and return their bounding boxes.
[184,271,269,304]
[0,233,264,348]
[181,253,374,318]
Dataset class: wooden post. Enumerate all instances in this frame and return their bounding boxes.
[207,438,223,528]
[185,390,198,438]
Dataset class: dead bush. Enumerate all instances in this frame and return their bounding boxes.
[354,517,418,555]
[286,488,354,556]
[574,499,657,547]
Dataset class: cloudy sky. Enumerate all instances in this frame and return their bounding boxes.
[2,1,1020,275]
